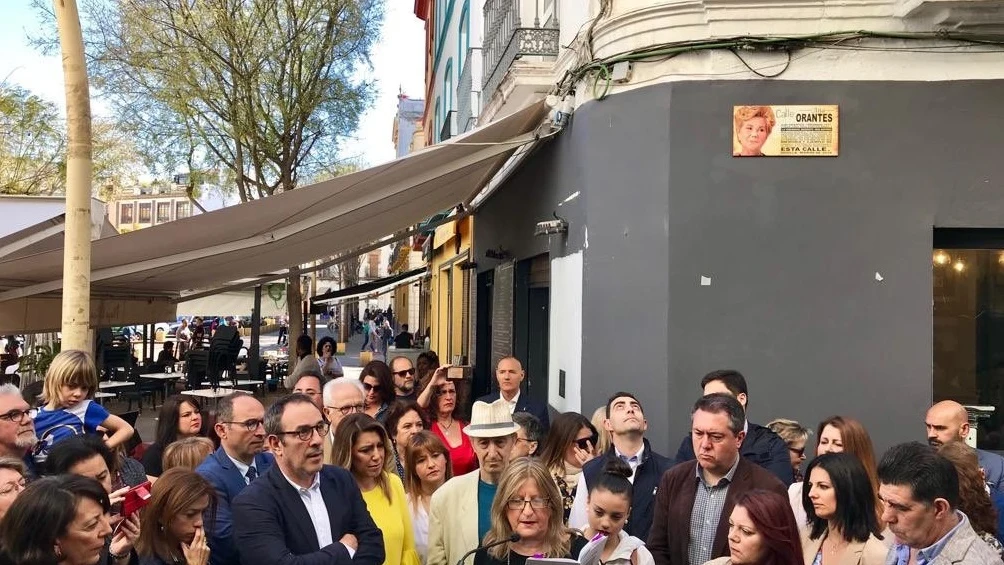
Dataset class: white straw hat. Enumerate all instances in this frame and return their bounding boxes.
[463,399,521,437]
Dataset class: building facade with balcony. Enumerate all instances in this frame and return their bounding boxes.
[467,0,1004,456]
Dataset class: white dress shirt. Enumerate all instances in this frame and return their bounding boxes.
[501,390,520,414]
[567,443,646,528]
[227,453,258,485]
[280,470,355,557]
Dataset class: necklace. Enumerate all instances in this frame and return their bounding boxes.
[440,417,455,432]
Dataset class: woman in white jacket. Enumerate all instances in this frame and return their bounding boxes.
[576,459,655,565]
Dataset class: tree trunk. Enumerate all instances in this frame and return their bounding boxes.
[55,0,93,350]
[287,265,303,366]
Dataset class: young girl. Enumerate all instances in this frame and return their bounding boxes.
[33,350,134,464]
[578,459,655,565]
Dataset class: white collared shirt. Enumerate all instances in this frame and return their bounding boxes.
[280,470,336,550]
[227,453,257,485]
[501,389,520,413]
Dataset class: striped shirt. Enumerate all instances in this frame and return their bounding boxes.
[688,455,741,565]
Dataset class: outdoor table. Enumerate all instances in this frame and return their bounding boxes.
[94,391,115,405]
[181,387,251,409]
[99,381,134,390]
[140,372,182,407]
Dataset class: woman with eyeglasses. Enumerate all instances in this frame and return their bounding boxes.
[403,431,453,564]
[767,419,811,483]
[539,412,598,525]
[474,457,587,565]
[800,453,886,565]
[0,457,26,521]
[427,372,477,476]
[332,414,420,565]
[360,361,395,423]
[384,401,429,480]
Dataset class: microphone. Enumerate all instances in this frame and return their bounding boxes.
[455,533,521,565]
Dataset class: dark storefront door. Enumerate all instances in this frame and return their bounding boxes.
[934,228,1004,452]
[526,286,550,401]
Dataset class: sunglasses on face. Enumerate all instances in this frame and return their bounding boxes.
[393,369,416,377]
[789,447,805,457]
[575,435,598,451]
[362,382,382,392]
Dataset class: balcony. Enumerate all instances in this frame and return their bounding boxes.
[482,0,559,108]
[457,48,482,133]
[440,110,457,142]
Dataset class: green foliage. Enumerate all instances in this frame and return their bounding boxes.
[20,340,61,380]
[0,84,65,195]
[32,0,383,201]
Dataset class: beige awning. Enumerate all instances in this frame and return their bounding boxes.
[0,101,548,333]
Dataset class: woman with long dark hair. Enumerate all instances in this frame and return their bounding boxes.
[538,412,597,524]
[790,416,881,530]
[331,414,419,565]
[141,396,207,477]
[359,361,395,423]
[427,376,476,476]
[800,453,886,565]
[0,475,119,565]
[704,490,802,565]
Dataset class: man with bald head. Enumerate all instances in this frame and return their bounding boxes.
[926,399,1004,493]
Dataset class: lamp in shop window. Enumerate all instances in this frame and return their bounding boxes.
[934,251,950,266]
[953,260,965,273]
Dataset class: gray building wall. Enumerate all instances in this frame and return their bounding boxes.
[475,79,1004,457]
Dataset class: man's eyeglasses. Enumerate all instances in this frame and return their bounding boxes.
[0,478,26,497]
[327,404,365,416]
[276,422,329,441]
[393,368,416,377]
[221,418,264,432]
[506,497,550,511]
[0,409,36,422]
[362,382,382,392]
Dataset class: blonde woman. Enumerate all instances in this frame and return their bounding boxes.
[474,457,587,565]
[162,436,215,472]
[733,105,776,157]
[403,431,454,564]
[591,406,611,456]
[332,413,420,565]
[767,419,811,482]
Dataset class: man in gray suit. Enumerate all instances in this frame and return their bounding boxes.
[878,442,1003,565]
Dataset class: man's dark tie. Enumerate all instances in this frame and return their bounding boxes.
[245,466,257,483]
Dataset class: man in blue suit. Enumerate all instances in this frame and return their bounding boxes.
[196,393,273,565]
[476,356,550,430]
[232,393,384,565]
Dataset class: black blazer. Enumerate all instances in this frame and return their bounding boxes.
[232,464,384,565]
[674,422,793,485]
[476,391,550,430]
[580,439,674,540]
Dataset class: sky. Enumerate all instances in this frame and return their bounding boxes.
[0,0,427,174]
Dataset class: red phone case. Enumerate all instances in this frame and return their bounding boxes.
[121,481,152,516]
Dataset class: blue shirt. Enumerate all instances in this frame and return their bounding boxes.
[892,511,967,565]
[32,400,109,463]
[478,479,498,543]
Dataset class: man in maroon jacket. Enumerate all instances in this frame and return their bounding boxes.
[648,393,786,565]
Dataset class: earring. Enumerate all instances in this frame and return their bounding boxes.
[54,546,62,558]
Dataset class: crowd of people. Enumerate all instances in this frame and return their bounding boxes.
[0,350,1001,565]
